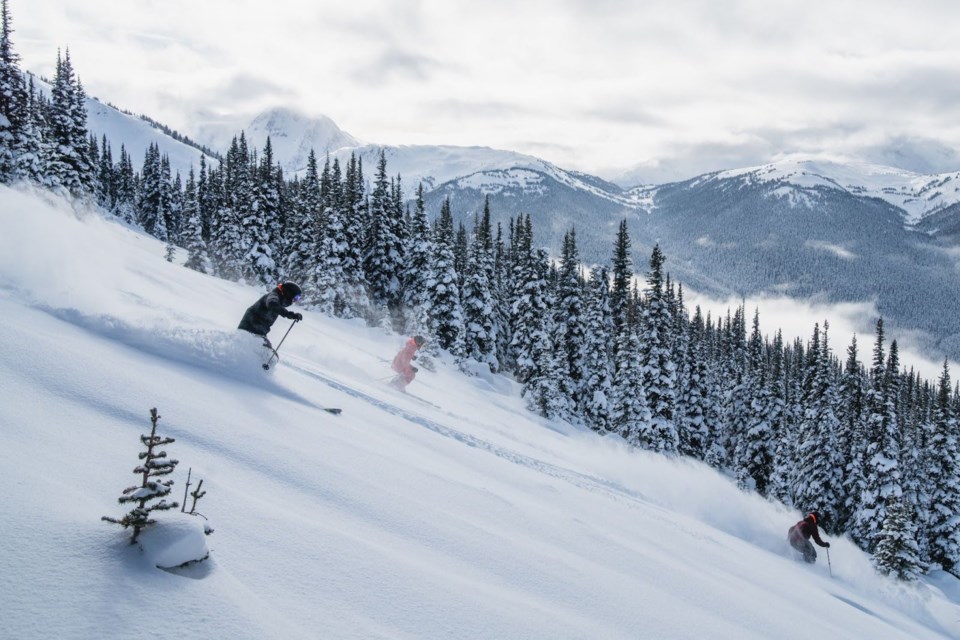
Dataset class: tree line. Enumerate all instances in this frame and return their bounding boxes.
[2,0,958,581]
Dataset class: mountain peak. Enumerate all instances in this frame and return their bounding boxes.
[243,107,361,172]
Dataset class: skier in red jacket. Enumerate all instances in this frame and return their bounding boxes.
[788,512,830,563]
[390,335,426,391]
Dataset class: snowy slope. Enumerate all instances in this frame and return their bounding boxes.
[1,185,959,639]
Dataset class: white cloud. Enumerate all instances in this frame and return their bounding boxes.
[16,0,960,181]
[804,240,858,260]
[684,290,956,381]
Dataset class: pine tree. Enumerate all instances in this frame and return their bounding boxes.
[734,310,776,494]
[96,134,114,208]
[611,318,651,446]
[101,408,180,544]
[836,334,866,532]
[873,497,924,581]
[793,323,843,528]
[428,197,463,354]
[400,183,434,332]
[137,143,167,239]
[853,319,904,552]
[212,136,250,280]
[610,219,632,338]
[284,148,319,285]
[111,144,136,224]
[638,244,678,453]
[182,167,208,273]
[555,229,588,413]
[46,49,92,194]
[461,200,497,370]
[509,215,548,384]
[678,307,710,459]
[13,76,43,182]
[0,0,28,183]
[581,266,614,433]
[339,153,367,316]
[364,150,405,313]
[927,359,960,572]
[523,300,571,420]
[491,223,511,373]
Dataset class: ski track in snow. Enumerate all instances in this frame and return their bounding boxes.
[281,358,679,517]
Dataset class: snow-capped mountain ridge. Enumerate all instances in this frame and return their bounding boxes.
[187,107,960,227]
[688,158,960,224]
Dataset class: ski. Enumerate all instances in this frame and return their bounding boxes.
[322,407,342,415]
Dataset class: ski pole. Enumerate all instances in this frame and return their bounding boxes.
[263,319,298,370]
[826,547,833,578]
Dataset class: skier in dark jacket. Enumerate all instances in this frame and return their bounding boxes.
[238,281,303,347]
[788,511,830,563]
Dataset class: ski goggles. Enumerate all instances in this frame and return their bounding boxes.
[294,294,302,303]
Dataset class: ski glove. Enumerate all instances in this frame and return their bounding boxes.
[824,542,830,548]
[411,366,419,373]
[292,312,303,322]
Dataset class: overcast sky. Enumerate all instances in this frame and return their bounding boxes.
[17,0,960,183]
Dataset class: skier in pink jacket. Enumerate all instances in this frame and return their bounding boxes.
[390,335,426,391]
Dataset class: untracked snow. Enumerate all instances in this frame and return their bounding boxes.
[1,184,959,639]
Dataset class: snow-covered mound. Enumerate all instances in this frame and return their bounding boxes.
[1,184,958,639]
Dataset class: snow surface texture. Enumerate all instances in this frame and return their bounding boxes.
[1,183,959,639]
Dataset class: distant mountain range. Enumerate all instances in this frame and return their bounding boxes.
[87,102,960,361]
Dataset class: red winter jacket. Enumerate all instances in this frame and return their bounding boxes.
[392,337,421,375]
[788,514,828,547]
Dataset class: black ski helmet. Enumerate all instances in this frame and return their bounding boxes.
[413,335,426,347]
[278,281,302,304]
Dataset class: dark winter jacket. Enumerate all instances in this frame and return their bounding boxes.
[238,288,298,336]
[788,515,828,548]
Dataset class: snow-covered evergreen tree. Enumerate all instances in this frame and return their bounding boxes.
[734,310,776,494]
[137,143,168,239]
[853,319,904,552]
[555,229,587,412]
[0,0,28,183]
[581,266,614,433]
[610,316,651,446]
[873,497,924,581]
[399,183,434,333]
[610,219,632,339]
[45,49,93,195]
[313,158,354,315]
[461,199,498,370]
[364,150,404,313]
[793,323,843,528]
[284,148,319,286]
[677,307,710,459]
[13,76,44,182]
[181,167,208,273]
[523,297,572,421]
[638,244,678,453]
[339,153,367,317]
[427,197,463,354]
[509,214,548,384]
[101,408,179,544]
[927,359,960,572]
